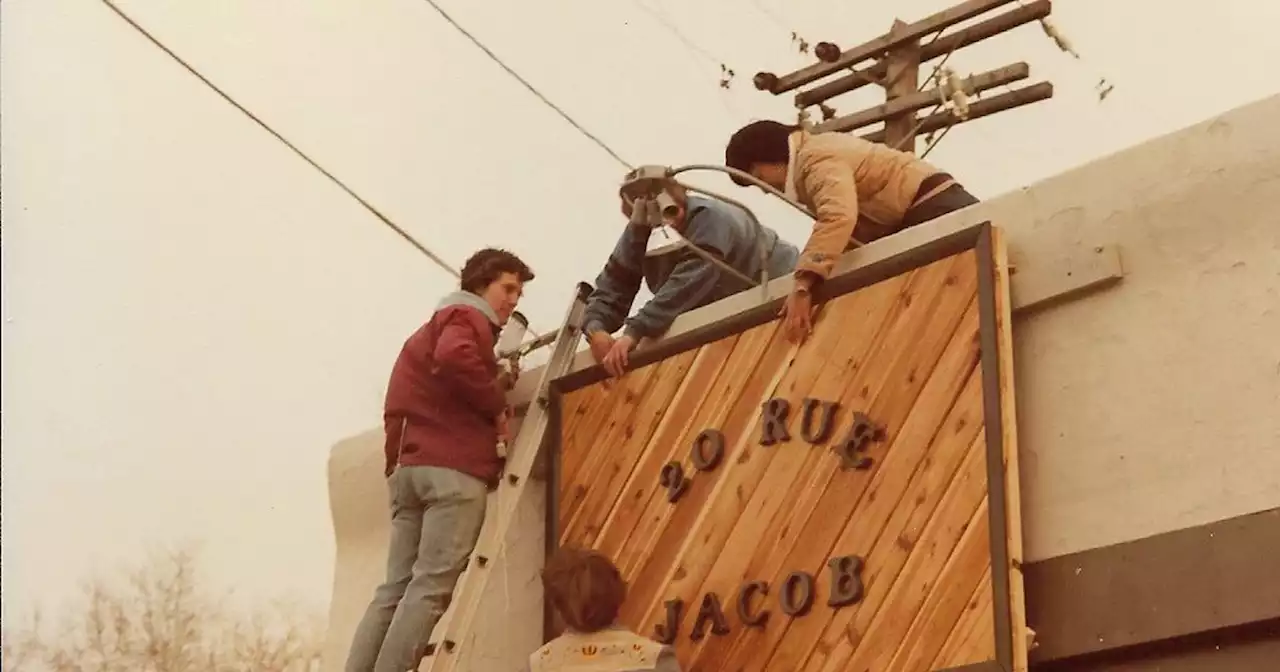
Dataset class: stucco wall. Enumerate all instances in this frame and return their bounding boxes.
[321,94,1280,671]
[325,420,546,672]
[975,94,1280,560]
[325,429,391,671]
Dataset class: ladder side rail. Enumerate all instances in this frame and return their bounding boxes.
[421,282,592,672]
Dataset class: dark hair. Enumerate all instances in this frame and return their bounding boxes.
[543,547,626,633]
[459,248,535,294]
[725,120,800,186]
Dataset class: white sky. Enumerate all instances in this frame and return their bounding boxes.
[3,0,1278,622]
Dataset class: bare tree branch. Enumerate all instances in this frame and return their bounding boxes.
[2,547,323,672]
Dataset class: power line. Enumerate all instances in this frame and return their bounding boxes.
[420,0,633,169]
[749,0,794,33]
[630,0,723,66]
[98,0,463,280]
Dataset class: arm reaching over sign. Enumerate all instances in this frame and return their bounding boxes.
[724,119,979,343]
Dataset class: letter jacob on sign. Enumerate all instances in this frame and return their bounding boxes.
[649,396,881,643]
[653,554,868,644]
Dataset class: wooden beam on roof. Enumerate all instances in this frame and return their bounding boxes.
[764,0,1018,94]
[860,82,1054,143]
[794,0,1052,108]
[815,62,1031,134]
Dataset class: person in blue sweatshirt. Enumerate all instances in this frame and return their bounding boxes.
[583,184,799,377]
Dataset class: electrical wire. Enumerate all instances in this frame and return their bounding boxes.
[420,0,633,170]
[104,0,645,345]
[919,123,954,159]
[749,0,795,34]
[919,31,962,93]
[101,0,575,343]
[870,28,946,96]
[419,0,645,351]
[748,0,813,61]
[98,0,463,280]
[630,0,724,66]
[883,103,937,151]
[627,0,740,115]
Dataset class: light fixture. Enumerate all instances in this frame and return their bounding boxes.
[645,223,689,258]
[619,165,757,285]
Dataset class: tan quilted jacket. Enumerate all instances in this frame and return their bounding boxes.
[525,627,680,672]
[787,130,947,279]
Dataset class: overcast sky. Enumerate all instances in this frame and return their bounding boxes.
[3,0,1278,622]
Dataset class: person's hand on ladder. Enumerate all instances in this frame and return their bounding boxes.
[497,406,513,443]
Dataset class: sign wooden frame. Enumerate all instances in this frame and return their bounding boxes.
[543,221,1025,672]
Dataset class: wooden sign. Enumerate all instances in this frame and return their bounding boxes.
[547,223,1026,672]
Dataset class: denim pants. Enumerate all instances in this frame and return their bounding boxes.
[344,465,488,672]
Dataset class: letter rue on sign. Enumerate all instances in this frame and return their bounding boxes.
[646,397,877,644]
[657,397,884,504]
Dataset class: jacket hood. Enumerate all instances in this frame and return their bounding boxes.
[437,290,501,326]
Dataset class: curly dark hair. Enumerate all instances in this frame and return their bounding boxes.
[459,248,535,294]
[724,119,800,186]
[542,547,626,633]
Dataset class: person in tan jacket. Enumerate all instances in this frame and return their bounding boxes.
[525,548,681,672]
[724,120,978,342]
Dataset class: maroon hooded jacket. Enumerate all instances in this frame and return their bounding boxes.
[383,290,509,487]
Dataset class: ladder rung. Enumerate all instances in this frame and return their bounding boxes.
[421,284,591,672]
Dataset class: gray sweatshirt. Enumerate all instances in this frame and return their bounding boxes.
[582,195,799,340]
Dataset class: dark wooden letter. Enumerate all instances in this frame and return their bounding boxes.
[834,411,879,470]
[779,571,815,617]
[653,599,684,644]
[826,555,866,607]
[690,593,731,641]
[759,398,792,446]
[800,398,840,444]
[659,462,689,503]
[691,429,725,472]
[736,580,770,627]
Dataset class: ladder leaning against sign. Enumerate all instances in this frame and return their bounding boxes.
[418,281,593,672]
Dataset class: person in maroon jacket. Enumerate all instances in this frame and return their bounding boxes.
[345,248,535,672]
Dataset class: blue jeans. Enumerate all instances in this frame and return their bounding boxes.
[344,465,488,672]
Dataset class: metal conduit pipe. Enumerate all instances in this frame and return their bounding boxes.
[667,164,818,222]
[505,163,831,360]
[670,163,833,303]
[640,207,759,289]
[620,168,763,298]
[670,164,867,250]
[677,183,774,303]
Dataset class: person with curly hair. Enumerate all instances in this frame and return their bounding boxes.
[345,248,535,672]
[526,547,681,672]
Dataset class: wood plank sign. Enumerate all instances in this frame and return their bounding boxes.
[546,223,1027,672]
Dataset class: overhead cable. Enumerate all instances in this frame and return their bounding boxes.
[421,0,633,169]
[99,0,462,279]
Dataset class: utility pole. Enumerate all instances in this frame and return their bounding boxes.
[752,0,1056,153]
